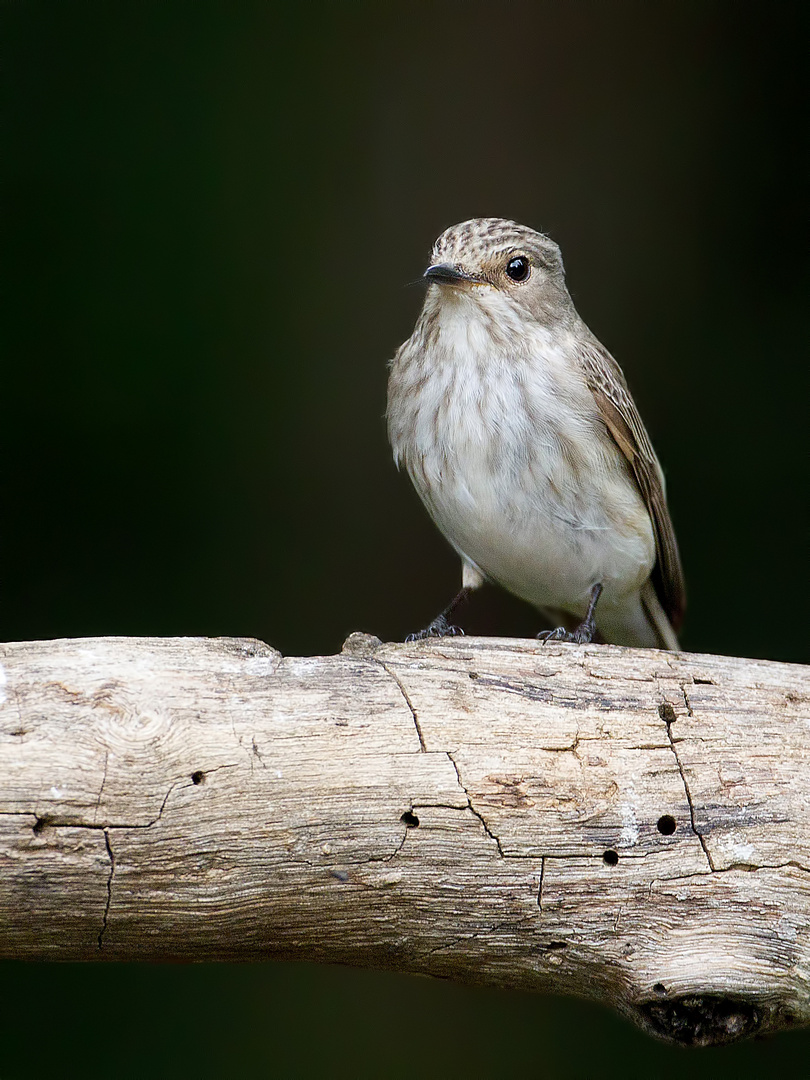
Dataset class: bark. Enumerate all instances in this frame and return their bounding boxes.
[1,633,808,1046]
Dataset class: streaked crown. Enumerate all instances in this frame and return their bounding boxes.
[431,218,564,276]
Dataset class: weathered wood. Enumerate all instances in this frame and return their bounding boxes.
[1,633,808,1045]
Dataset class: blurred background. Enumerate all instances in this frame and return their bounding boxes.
[4,2,808,1076]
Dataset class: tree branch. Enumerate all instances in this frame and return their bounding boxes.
[1,633,807,1046]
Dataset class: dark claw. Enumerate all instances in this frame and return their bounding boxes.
[536,584,602,646]
[405,587,472,644]
[537,624,595,645]
[406,619,465,642]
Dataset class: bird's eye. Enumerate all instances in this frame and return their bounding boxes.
[505,256,530,282]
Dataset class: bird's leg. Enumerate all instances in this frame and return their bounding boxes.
[406,587,472,642]
[538,583,603,645]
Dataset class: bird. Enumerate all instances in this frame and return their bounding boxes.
[386,217,685,650]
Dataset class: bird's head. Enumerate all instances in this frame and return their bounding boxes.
[423,217,573,326]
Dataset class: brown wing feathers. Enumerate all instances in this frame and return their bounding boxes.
[579,343,686,631]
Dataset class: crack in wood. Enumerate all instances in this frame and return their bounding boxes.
[97,829,115,949]
[661,688,715,871]
[30,778,181,833]
[378,661,426,752]
[539,731,582,754]
[681,683,694,716]
[447,751,505,857]
[713,860,810,876]
[650,859,810,890]
[388,823,412,861]
[93,751,109,825]
[251,736,267,770]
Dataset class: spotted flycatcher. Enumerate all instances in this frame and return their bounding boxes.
[387,218,685,649]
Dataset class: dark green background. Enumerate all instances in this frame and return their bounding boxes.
[4,2,808,1076]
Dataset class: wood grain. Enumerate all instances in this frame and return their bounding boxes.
[1,633,807,1045]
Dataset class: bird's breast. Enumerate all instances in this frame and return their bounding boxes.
[388,307,655,609]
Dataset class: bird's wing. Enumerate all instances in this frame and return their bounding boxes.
[577,341,686,631]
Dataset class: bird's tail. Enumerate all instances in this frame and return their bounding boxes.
[640,580,680,651]
[590,582,680,650]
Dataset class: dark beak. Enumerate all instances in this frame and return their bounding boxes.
[423,263,479,286]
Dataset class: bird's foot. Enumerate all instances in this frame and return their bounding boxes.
[537,621,595,646]
[406,616,465,642]
[537,584,602,646]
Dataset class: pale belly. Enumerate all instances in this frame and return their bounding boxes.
[410,437,656,619]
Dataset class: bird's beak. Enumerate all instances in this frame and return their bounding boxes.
[423,263,483,286]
